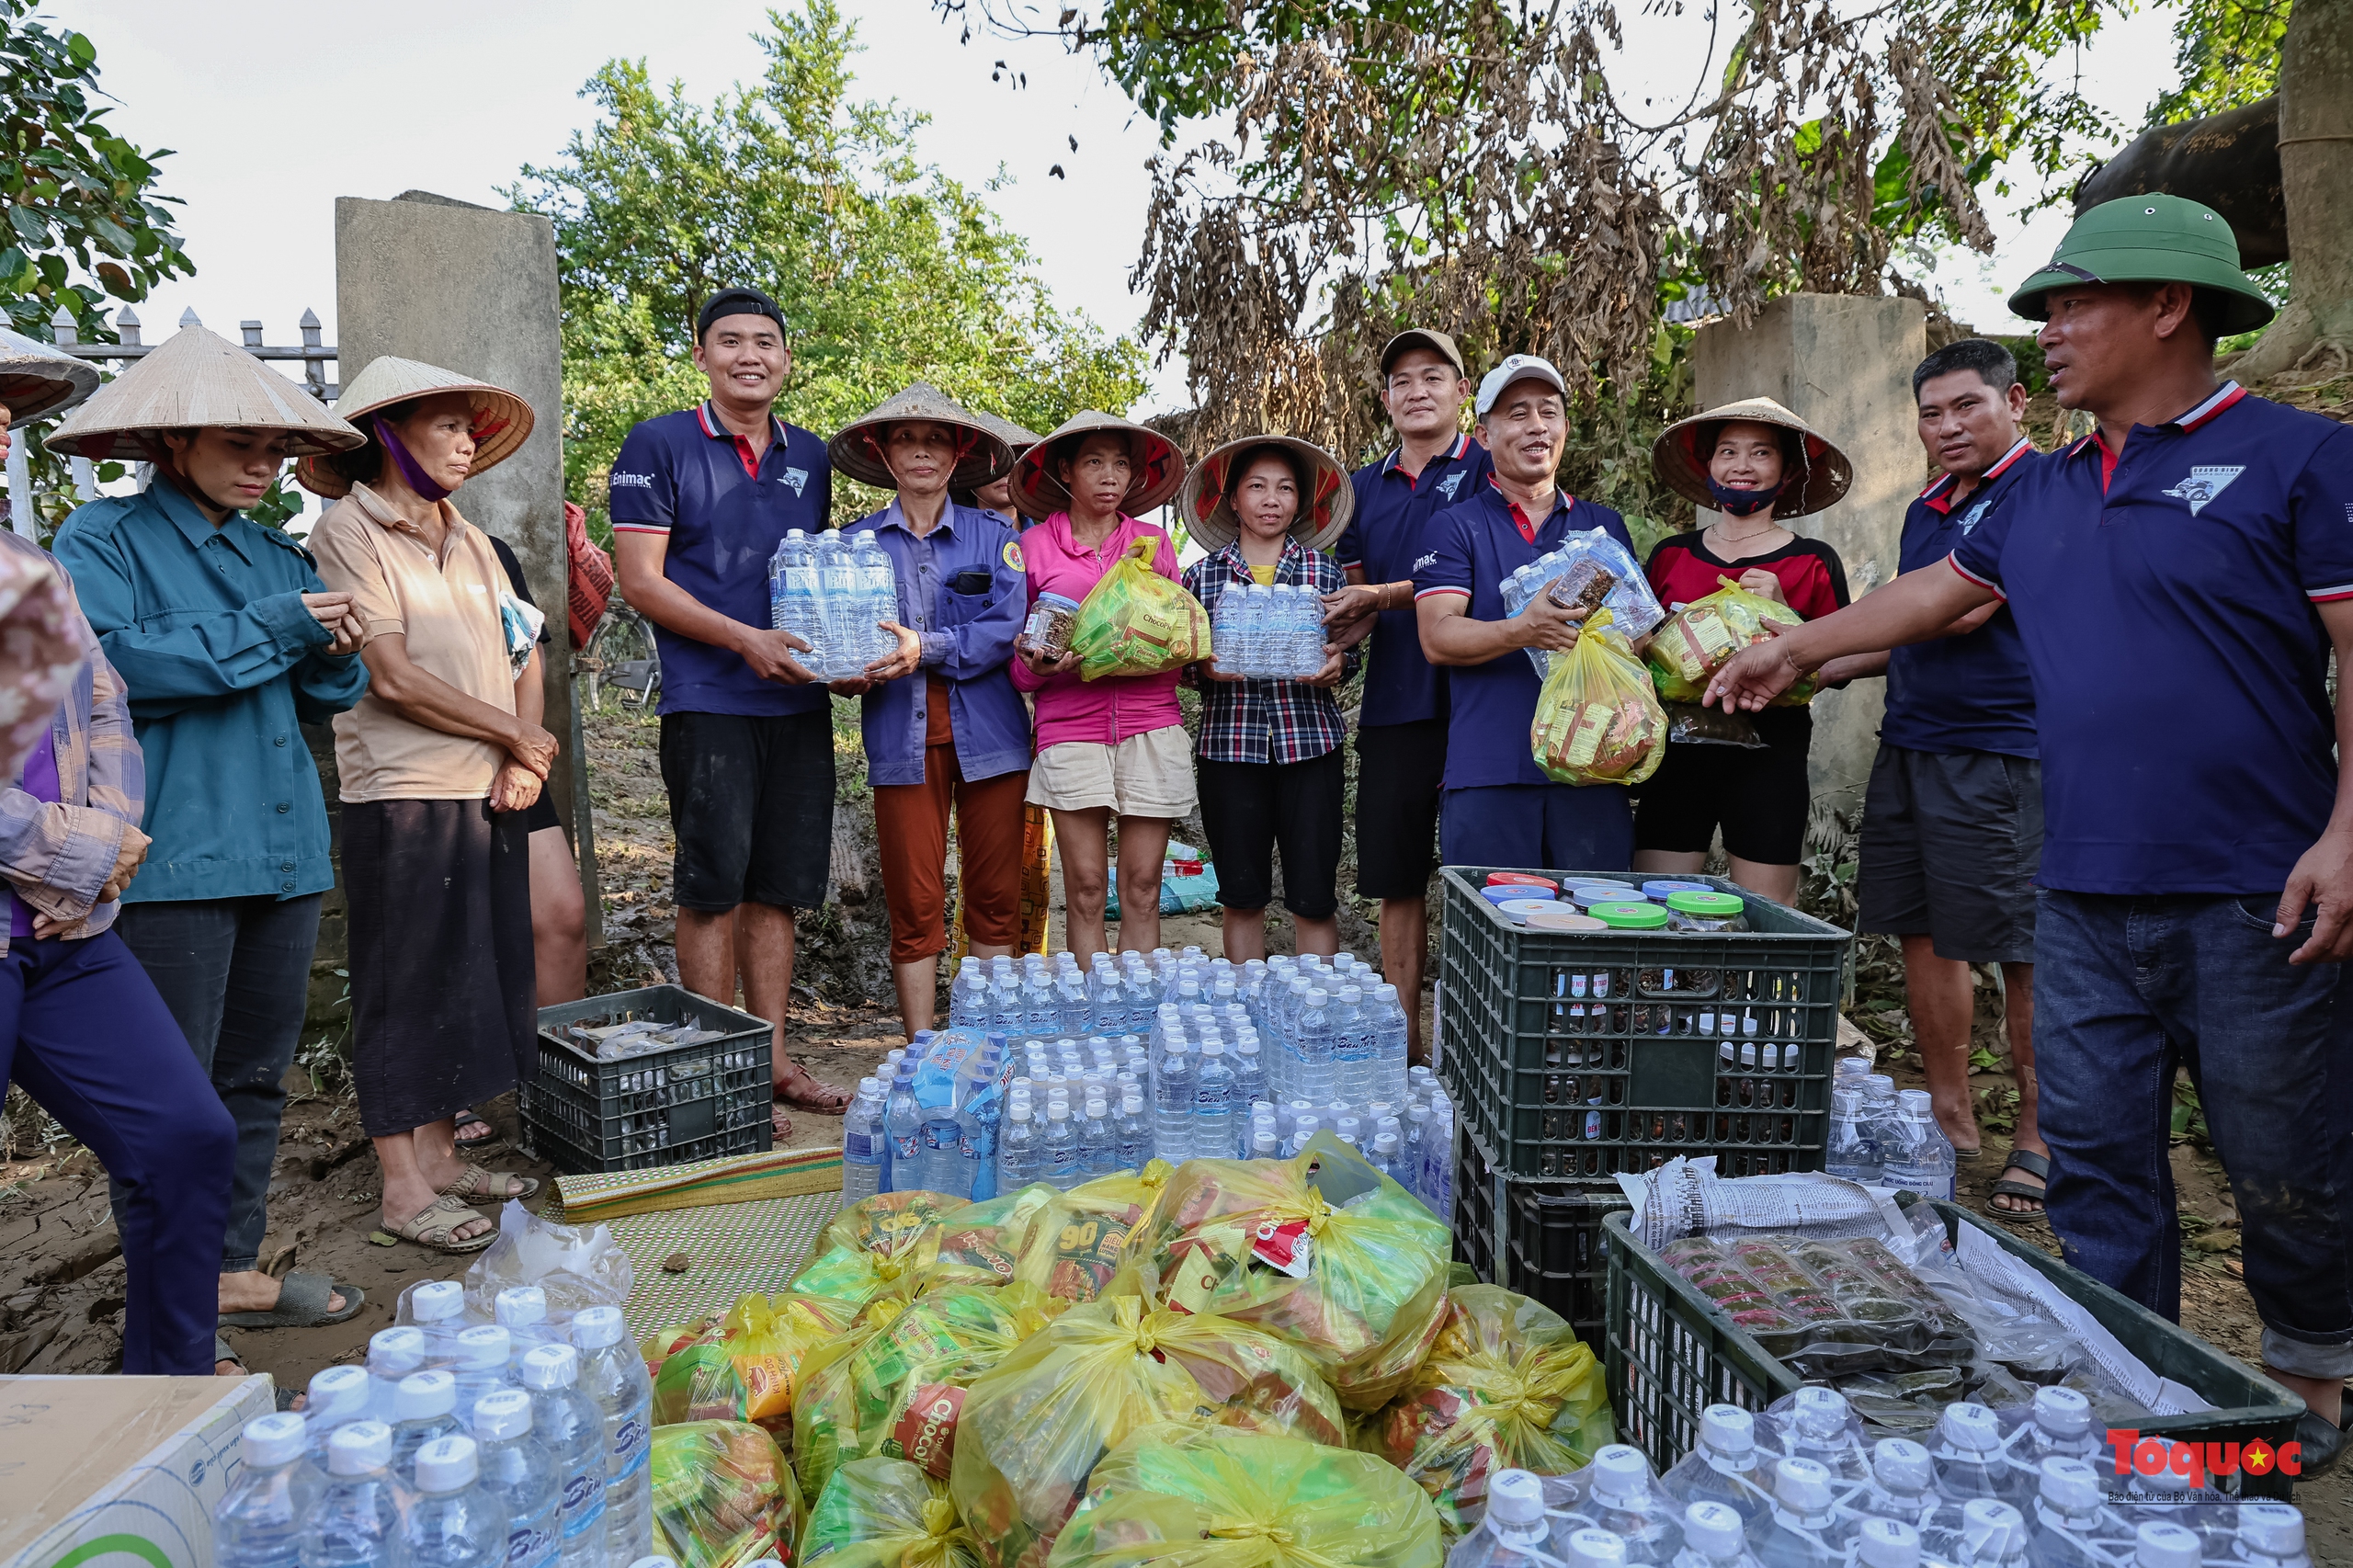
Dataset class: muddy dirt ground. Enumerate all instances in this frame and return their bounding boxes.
[1,697,2344,1538]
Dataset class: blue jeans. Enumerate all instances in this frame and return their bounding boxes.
[2035,888,2353,1379]
[1440,783,1635,875]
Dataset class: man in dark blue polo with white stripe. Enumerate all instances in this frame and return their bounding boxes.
[1705,197,2353,1471]
[608,286,848,1119]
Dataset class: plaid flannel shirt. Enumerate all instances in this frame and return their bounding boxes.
[1181,537,1360,765]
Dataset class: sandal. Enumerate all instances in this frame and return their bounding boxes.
[437,1164,541,1204]
[218,1269,367,1329]
[453,1108,503,1155]
[1984,1148,2050,1224]
[775,1071,852,1114]
[382,1192,498,1254]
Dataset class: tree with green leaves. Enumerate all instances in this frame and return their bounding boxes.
[506,1,1146,525]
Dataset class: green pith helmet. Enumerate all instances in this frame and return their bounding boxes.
[2008,194,2275,335]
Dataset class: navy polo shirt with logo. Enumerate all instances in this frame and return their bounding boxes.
[1414,483,1635,789]
[1338,433,1494,727]
[1949,383,2353,895]
[1880,437,2040,759]
[608,401,834,717]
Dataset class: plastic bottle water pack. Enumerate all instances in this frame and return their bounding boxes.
[1211,581,1331,679]
[767,528,899,682]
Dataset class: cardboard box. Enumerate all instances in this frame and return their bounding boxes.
[0,1375,274,1568]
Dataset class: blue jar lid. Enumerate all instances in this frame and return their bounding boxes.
[1482,884,1553,905]
[1569,888,1651,909]
[1642,880,1715,899]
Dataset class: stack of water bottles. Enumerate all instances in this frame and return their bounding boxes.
[1824,1056,1960,1201]
[1495,528,1665,677]
[1211,581,1332,679]
[215,1282,656,1568]
[766,527,900,682]
[1447,1388,2313,1568]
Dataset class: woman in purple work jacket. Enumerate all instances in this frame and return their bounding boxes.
[828,385,1031,1036]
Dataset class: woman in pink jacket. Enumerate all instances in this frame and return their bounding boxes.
[1008,411,1190,957]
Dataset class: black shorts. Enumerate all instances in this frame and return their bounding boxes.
[510,790,562,836]
[659,710,837,913]
[1857,745,2042,963]
[1632,710,1813,866]
[1196,749,1346,919]
[1353,718,1447,900]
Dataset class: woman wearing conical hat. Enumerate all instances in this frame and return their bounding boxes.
[828,383,1029,1038]
[297,356,548,1255]
[1635,397,1855,905]
[49,324,372,1354]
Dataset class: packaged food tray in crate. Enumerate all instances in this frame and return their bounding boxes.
[523,984,774,1174]
[1452,1122,1628,1345]
[1436,866,1848,1179]
[1601,1196,2303,1497]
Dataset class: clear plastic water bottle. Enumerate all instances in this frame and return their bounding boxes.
[408,1280,470,1365]
[2008,1387,2100,1471]
[1927,1403,2018,1504]
[1228,1039,1268,1150]
[1295,585,1328,676]
[1295,987,1337,1106]
[1826,1088,1881,1186]
[2129,1522,2201,1568]
[302,1421,407,1568]
[999,1102,1044,1189]
[949,958,986,1027]
[517,1345,607,1568]
[392,1371,464,1487]
[883,1068,923,1193]
[1849,1520,1921,1568]
[841,1077,887,1204]
[1402,1105,1430,1200]
[1327,985,1370,1108]
[1851,1438,1937,1528]
[1946,1498,2031,1566]
[1564,1446,1682,1565]
[960,1051,1005,1202]
[571,1306,653,1566]
[855,532,899,665]
[304,1365,373,1464]
[2234,1503,2313,1568]
[1673,1501,1758,1567]
[1780,1387,1869,1483]
[1370,1129,1403,1184]
[1445,1469,1551,1568]
[1195,1039,1235,1161]
[771,529,816,654]
[1077,1095,1115,1177]
[1114,1091,1151,1170]
[1213,582,1247,677]
[1663,1406,1773,1525]
[915,1095,971,1199]
[365,1326,428,1424]
[450,1326,515,1423]
[1155,1040,1192,1163]
[471,1391,560,1568]
[402,1436,508,1568]
[1753,1457,1842,1567]
[1041,1102,1081,1188]
[1053,962,1091,1037]
[816,532,863,679]
[1424,1093,1456,1225]
[494,1288,561,1374]
[1366,983,1410,1108]
[1883,1090,1957,1199]
[2027,1458,2134,1568]
[215,1413,320,1568]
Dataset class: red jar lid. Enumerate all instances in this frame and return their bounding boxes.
[1485,872,1559,890]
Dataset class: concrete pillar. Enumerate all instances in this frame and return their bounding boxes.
[1690,294,1928,814]
[335,191,602,945]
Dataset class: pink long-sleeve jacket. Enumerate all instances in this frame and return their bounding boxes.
[1008,511,1187,753]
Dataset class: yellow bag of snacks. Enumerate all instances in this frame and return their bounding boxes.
[804,1457,983,1568]
[653,1290,858,1435]
[1361,1285,1615,1533]
[1067,537,1210,683]
[1112,1133,1451,1411]
[1529,611,1666,788]
[1016,1161,1175,1303]
[791,1191,967,1311]
[651,1419,801,1568]
[931,1187,1061,1289]
[1646,574,1813,705]
[1049,1423,1444,1568]
[949,1291,1347,1568]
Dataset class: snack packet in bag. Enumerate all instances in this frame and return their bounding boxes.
[1049,1422,1444,1568]
[790,1190,966,1312]
[804,1456,983,1568]
[948,1290,1346,1568]
[654,1290,858,1434]
[931,1187,1061,1289]
[1015,1161,1175,1303]
[1109,1133,1450,1411]
[1529,611,1666,788]
[1360,1285,1615,1533]
[1067,536,1211,683]
[1647,574,1813,705]
[651,1419,801,1568]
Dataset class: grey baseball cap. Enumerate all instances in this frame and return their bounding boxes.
[1474,354,1568,417]
[1381,328,1467,377]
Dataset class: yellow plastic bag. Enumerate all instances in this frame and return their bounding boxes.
[1048,1423,1445,1568]
[651,1419,801,1568]
[932,1187,1061,1288]
[1067,537,1210,683]
[1647,574,1813,705]
[804,1457,983,1568]
[653,1290,859,1435]
[1017,1161,1175,1303]
[1112,1133,1452,1411]
[791,1191,968,1312]
[1529,610,1666,788]
[1360,1285,1616,1533]
[949,1291,1347,1568]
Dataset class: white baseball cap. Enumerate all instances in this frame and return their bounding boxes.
[1474,353,1569,417]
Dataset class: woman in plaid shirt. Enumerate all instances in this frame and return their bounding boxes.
[1181,437,1361,960]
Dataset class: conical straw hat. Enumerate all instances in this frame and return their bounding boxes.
[972,409,1041,455]
[1651,396,1854,518]
[46,324,362,460]
[1011,409,1187,521]
[1176,434,1356,554]
[826,381,1014,491]
[293,355,537,499]
[0,324,99,423]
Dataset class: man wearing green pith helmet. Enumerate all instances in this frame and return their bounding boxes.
[1705,194,2353,1473]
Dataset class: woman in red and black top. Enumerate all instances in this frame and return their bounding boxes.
[1635,399,1855,904]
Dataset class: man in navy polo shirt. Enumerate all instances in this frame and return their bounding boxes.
[1816,337,2050,1220]
[1415,354,1638,872]
[608,285,848,1116]
[1707,197,2353,1466]
[1325,328,1492,1061]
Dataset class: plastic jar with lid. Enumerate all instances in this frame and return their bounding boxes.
[1023,592,1082,656]
[1665,890,1749,933]
[1641,879,1715,900]
[1588,901,1667,931]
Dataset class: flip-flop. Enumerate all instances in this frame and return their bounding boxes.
[215,1336,301,1409]
[218,1270,367,1329]
[382,1192,497,1254]
[436,1164,541,1204]
[453,1108,502,1155]
[1984,1148,2050,1224]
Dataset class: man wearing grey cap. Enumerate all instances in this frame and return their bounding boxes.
[1412,354,1639,870]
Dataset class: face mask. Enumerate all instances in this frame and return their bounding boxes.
[1708,477,1782,517]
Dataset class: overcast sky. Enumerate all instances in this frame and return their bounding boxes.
[69,0,2185,414]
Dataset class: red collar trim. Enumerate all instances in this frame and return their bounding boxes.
[1382,431,1473,483]
[696,401,783,479]
[1488,474,1572,545]
[1919,437,2032,515]
[2175,381,2245,432]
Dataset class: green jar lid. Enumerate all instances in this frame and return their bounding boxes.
[1665,890,1746,916]
[1590,901,1669,929]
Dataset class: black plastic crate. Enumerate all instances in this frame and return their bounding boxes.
[1435,866,1849,1178]
[521,985,774,1174]
[1450,1121,1502,1287]
[1452,1123,1630,1345]
[1603,1199,2304,1499]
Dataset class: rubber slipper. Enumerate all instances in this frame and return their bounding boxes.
[382,1193,497,1254]
[219,1269,367,1329]
[436,1164,540,1204]
[453,1108,502,1154]
[775,1076,853,1114]
[1984,1148,2051,1224]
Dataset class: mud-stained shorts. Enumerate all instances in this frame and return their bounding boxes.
[659,710,836,912]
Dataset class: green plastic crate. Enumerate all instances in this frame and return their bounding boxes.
[1436,866,1850,1178]
[1602,1198,2304,1499]
[522,984,775,1174]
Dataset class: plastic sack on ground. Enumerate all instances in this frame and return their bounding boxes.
[803,1456,983,1568]
[949,1291,1347,1568]
[1647,575,1813,706]
[1017,1162,1175,1302]
[1067,537,1211,683]
[1113,1133,1451,1410]
[651,1418,801,1568]
[653,1290,859,1434]
[1049,1422,1444,1568]
[1361,1285,1615,1532]
[1529,611,1666,788]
